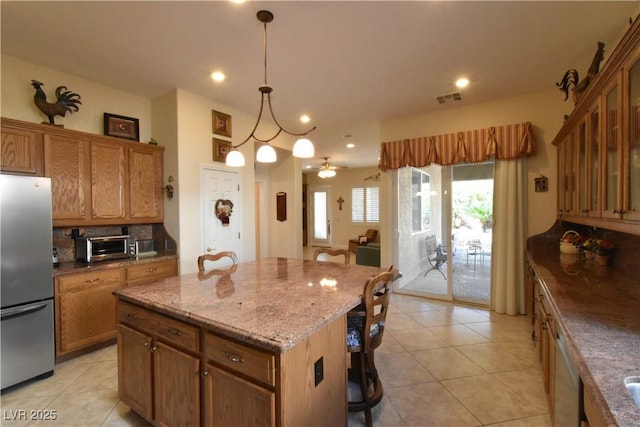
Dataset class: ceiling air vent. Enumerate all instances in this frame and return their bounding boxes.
[436,92,463,104]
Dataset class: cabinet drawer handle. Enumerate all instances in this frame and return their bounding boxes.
[201,371,209,377]
[146,268,157,272]
[151,346,157,352]
[225,352,244,363]
[144,342,149,347]
[167,328,181,337]
[85,278,100,283]
[127,313,137,319]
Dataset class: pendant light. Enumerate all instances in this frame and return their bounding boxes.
[226,10,316,167]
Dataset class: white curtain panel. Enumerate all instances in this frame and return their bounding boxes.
[490,158,527,315]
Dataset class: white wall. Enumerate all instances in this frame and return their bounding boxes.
[1,55,151,140]
[381,89,573,239]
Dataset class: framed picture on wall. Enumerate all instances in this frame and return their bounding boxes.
[104,113,139,141]
[213,138,231,163]
[212,110,232,137]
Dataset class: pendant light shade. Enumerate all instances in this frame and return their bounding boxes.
[225,10,316,168]
[292,138,314,158]
[225,149,246,167]
[256,144,277,163]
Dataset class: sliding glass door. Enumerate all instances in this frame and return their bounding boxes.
[396,163,493,306]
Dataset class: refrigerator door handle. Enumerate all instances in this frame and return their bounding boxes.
[1,302,48,321]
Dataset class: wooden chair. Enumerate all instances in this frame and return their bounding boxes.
[346,267,399,427]
[197,251,238,272]
[313,248,350,264]
[424,235,447,279]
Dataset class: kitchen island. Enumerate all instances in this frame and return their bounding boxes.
[114,257,387,427]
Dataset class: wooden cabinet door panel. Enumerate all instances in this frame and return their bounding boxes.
[204,364,275,427]
[117,324,153,422]
[91,141,126,219]
[129,147,163,221]
[56,281,120,354]
[153,342,200,427]
[1,127,44,175]
[44,134,90,221]
[126,259,177,286]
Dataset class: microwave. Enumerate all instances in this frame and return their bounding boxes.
[75,235,130,262]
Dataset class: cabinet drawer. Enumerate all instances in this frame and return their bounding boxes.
[118,301,199,353]
[204,332,275,387]
[127,260,177,283]
[57,268,125,293]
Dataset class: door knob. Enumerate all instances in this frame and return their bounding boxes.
[207,247,216,252]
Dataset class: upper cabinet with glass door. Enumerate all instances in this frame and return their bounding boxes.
[623,46,640,221]
[552,15,640,235]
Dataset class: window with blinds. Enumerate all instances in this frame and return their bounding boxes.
[352,186,379,223]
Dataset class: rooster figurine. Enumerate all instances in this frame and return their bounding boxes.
[30,80,82,125]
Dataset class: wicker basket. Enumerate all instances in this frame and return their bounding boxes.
[559,230,581,254]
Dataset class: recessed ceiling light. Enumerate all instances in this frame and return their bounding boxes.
[300,115,311,123]
[455,77,469,88]
[230,0,246,4]
[211,71,225,82]
[346,143,355,149]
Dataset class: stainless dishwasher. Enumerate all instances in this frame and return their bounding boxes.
[554,328,580,426]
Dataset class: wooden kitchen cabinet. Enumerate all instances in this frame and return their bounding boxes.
[204,364,275,427]
[553,17,640,234]
[90,140,127,220]
[532,275,556,420]
[0,122,44,176]
[117,324,153,421]
[55,268,125,358]
[118,301,201,426]
[44,133,91,223]
[128,146,164,222]
[126,258,178,287]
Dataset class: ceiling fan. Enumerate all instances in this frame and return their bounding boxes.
[316,157,346,178]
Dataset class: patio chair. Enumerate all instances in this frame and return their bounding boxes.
[424,235,447,279]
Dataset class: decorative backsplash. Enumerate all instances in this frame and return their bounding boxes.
[53,225,153,263]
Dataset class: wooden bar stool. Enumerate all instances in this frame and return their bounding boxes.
[313,247,350,264]
[346,267,398,427]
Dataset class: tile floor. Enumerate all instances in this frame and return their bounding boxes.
[0,292,550,427]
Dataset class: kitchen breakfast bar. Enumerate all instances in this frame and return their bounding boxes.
[113,257,387,426]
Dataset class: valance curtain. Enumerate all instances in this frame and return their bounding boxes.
[380,121,536,315]
[378,122,535,171]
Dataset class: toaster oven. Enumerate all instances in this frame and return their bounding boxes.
[75,235,130,262]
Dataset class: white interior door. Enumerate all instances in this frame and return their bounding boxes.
[310,186,331,247]
[201,167,241,266]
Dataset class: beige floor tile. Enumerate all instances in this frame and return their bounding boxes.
[32,389,119,426]
[374,351,436,387]
[96,345,118,362]
[492,367,549,412]
[487,413,552,427]
[426,324,489,346]
[464,316,532,342]
[377,333,406,355]
[0,396,58,427]
[62,360,118,394]
[389,295,440,313]
[384,313,424,331]
[407,310,458,327]
[101,401,151,426]
[455,342,536,373]
[412,347,486,380]
[1,361,92,400]
[347,394,406,427]
[385,381,482,426]
[441,374,546,425]
[388,328,449,352]
[439,306,490,324]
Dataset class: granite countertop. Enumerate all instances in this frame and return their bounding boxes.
[53,253,178,277]
[114,257,387,353]
[527,238,640,426]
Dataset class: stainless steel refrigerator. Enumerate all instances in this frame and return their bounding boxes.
[1,175,55,390]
